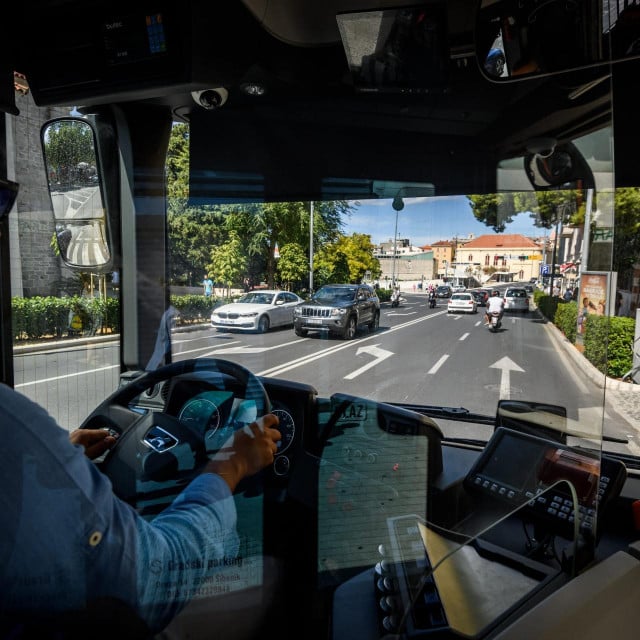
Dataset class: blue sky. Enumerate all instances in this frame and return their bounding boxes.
[343,196,545,246]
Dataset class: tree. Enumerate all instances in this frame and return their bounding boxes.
[467,189,585,232]
[168,206,228,285]
[314,233,380,285]
[276,243,308,290]
[43,120,96,186]
[207,232,247,298]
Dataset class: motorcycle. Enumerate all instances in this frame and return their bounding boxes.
[428,294,436,308]
[488,311,502,332]
[390,290,401,308]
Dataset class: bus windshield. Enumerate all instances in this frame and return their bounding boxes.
[3,2,640,639]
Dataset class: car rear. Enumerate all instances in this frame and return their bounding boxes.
[504,287,530,312]
[447,293,477,314]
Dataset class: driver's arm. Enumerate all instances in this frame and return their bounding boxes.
[0,383,281,634]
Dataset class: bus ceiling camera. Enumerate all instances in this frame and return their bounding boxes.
[191,88,228,110]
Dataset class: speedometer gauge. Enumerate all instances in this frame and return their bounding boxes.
[272,408,295,454]
[178,397,221,435]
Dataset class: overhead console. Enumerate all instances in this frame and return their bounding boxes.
[15,1,272,107]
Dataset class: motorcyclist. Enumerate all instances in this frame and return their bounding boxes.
[428,288,436,307]
[485,290,504,325]
[391,286,401,306]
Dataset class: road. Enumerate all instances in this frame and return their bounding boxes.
[12,292,639,455]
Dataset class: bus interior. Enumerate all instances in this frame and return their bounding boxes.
[3,1,640,639]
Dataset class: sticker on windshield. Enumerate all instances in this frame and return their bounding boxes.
[336,402,368,423]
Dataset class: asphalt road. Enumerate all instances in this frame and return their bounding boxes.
[12,292,639,457]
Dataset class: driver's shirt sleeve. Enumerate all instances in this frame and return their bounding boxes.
[0,384,240,634]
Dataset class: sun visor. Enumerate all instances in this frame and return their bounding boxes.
[188,108,497,205]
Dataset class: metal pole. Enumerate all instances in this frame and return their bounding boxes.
[391,195,404,287]
[309,201,314,293]
[391,208,399,287]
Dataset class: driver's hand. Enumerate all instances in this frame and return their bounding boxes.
[206,414,281,492]
[69,428,118,460]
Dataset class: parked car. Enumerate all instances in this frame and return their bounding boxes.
[211,289,303,332]
[447,292,478,314]
[503,287,530,313]
[293,283,380,339]
[436,285,453,298]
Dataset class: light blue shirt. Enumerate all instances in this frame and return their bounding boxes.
[0,384,240,632]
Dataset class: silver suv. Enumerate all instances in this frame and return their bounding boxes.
[293,284,380,339]
[503,287,530,313]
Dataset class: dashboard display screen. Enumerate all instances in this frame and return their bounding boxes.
[466,427,601,507]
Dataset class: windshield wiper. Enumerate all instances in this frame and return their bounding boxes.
[389,403,496,426]
[392,402,629,445]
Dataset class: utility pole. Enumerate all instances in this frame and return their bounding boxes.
[391,195,404,286]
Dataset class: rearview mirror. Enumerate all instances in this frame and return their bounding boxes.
[476,0,640,81]
[41,118,112,272]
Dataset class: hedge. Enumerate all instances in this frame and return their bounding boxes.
[11,294,226,342]
[535,292,637,380]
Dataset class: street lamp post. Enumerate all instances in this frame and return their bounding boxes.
[391,196,404,287]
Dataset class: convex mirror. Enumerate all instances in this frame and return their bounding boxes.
[41,118,112,271]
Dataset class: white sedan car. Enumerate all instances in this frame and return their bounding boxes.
[447,292,478,314]
[211,290,303,332]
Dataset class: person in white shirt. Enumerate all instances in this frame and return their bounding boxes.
[485,290,504,325]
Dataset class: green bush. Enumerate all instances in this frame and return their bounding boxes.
[536,293,561,321]
[170,294,216,323]
[553,300,578,343]
[583,315,636,378]
[12,295,120,341]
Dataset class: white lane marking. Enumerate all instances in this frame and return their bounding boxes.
[15,365,120,388]
[459,333,470,341]
[428,355,449,375]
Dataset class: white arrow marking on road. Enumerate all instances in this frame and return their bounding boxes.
[489,356,525,399]
[344,344,394,380]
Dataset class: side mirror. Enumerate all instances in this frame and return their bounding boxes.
[41,118,112,272]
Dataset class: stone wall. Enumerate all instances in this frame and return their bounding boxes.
[9,91,70,297]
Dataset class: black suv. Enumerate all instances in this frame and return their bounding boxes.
[293,284,380,339]
[435,285,453,298]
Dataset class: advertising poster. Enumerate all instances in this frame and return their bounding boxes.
[576,271,615,340]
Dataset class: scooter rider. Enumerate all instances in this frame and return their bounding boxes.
[428,288,436,307]
[485,290,505,325]
[391,286,401,307]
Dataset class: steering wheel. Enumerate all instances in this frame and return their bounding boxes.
[79,358,271,511]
